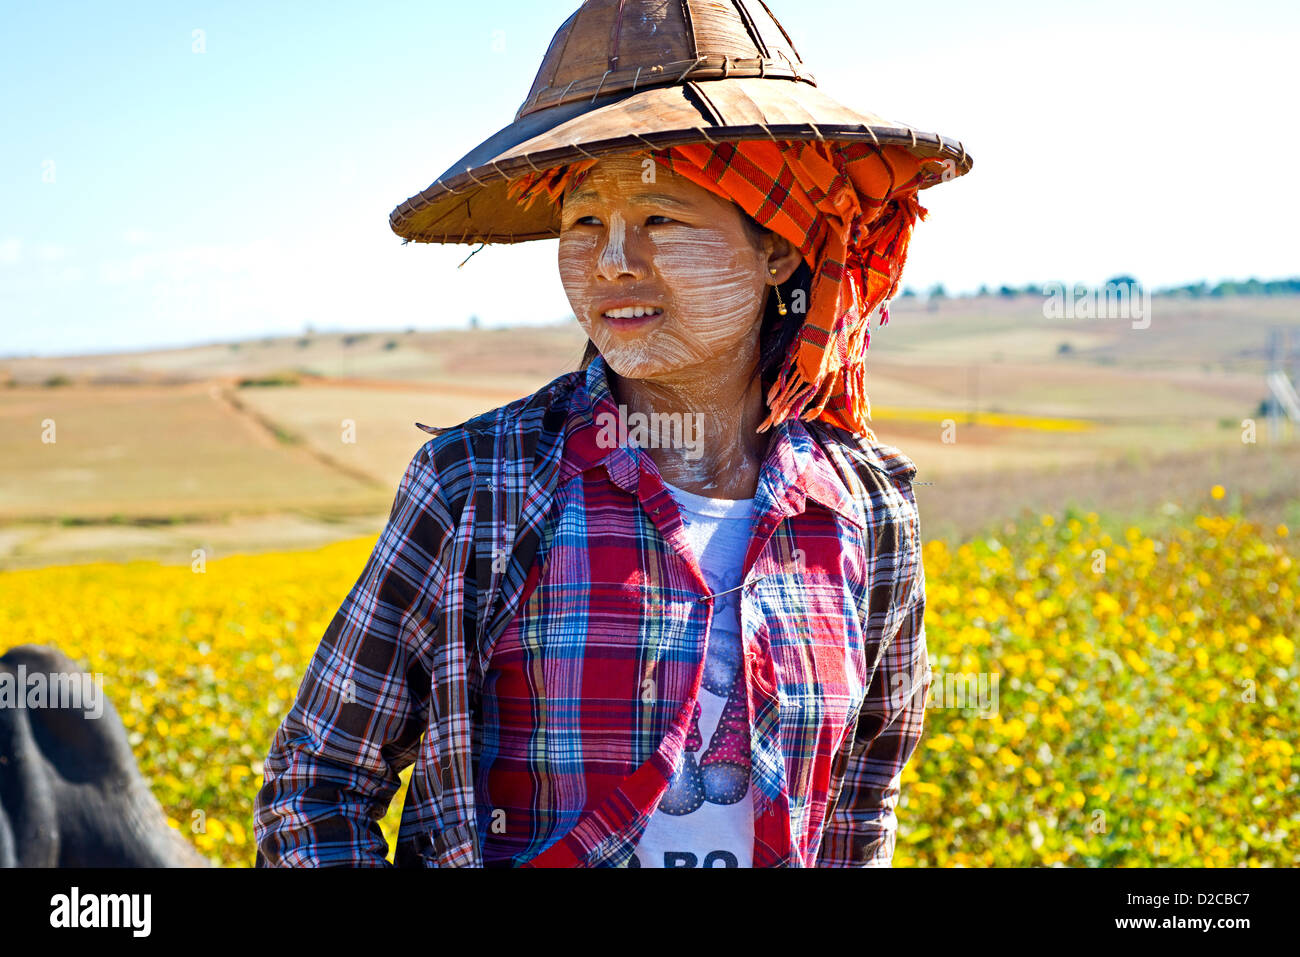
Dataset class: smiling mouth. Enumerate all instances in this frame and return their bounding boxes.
[601,306,664,320]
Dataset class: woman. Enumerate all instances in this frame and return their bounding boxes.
[255,0,971,868]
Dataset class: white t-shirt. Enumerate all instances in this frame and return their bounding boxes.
[629,478,756,868]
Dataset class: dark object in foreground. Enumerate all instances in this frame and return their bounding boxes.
[0,644,208,867]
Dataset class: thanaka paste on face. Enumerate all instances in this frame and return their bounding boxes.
[557,153,786,494]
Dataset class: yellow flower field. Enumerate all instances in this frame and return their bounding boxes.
[0,506,1295,867]
[896,511,1298,867]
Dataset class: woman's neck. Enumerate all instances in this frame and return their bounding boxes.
[606,355,771,499]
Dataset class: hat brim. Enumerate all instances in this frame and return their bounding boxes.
[389,77,972,244]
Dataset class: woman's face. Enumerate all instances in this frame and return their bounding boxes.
[558,153,775,382]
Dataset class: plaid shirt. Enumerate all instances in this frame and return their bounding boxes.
[254,354,930,867]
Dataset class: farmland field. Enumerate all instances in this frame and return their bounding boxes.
[3,295,1298,566]
[0,383,390,522]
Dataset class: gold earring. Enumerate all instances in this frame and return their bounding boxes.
[769,267,788,316]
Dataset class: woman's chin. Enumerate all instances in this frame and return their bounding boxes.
[595,331,716,381]
[594,335,670,378]
[601,351,671,380]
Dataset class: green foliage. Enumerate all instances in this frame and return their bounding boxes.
[236,372,300,388]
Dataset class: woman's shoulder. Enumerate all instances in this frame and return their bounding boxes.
[805,421,922,556]
[805,420,919,489]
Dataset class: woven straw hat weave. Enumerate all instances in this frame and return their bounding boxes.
[389,0,972,244]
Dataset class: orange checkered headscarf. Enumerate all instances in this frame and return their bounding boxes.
[506,139,948,438]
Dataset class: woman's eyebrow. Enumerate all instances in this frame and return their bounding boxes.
[629,192,696,210]
[564,189,696,210]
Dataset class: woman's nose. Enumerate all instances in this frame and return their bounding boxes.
[595,212,648,281]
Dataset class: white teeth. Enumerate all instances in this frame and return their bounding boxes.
[604,306,662,319]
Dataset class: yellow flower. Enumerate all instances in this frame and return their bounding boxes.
[1004,719,1028,743]
[1272,634,1295,664]
[1123,648,1150,674]
[1211,484,1226,500]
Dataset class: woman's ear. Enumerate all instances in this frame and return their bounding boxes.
[765,232,803,285]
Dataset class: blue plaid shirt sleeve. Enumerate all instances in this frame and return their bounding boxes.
[815,496,932,867]
[254,445,455,866]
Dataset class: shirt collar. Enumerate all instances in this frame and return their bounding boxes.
[562,353,865,528]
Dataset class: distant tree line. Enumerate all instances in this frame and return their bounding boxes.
[1153,277,1300,297]
[898,276,1300,299]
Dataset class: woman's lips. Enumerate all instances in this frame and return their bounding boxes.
[601,306,664,330]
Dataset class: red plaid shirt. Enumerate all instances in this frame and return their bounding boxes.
[255,355,930,867]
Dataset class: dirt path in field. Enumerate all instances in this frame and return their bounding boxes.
[205,382,387,489]
[206,384,281,450]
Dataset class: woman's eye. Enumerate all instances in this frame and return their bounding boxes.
[571,215,676,227]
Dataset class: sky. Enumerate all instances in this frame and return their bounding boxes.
[2,0,1297,356]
